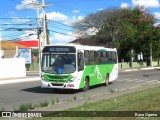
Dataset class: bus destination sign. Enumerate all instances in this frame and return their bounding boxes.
[42,46,76,53]
[50,48,69,52]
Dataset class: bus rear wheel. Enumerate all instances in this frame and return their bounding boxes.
[82,77,89,92]
[105,74,109,86]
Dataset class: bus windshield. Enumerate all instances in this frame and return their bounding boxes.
[42,54,76,74]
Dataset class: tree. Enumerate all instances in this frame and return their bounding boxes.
[73,7,160,63]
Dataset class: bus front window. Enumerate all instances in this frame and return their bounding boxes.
[42,54,76,74]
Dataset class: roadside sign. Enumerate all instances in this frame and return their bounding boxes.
[18,48,32,64]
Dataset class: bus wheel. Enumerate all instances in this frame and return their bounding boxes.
[82,77,89,92]
[105,74,109,86]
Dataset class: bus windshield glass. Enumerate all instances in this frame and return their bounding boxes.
[42,54,76,74]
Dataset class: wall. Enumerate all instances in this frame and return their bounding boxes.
[0,58,26,78]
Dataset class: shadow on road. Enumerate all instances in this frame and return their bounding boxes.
[21,86,80,94]
[21,82,113,94]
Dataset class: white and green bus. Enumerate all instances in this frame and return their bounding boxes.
[41,45,118,91]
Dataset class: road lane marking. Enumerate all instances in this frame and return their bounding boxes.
[117,78,139,81]
[118,79,151,83]
[126,79,140,82]
[118,89,127,91]
[130,86,141,89]
[124,69,138,72]
[147,80,158,83]
[135,80,147,82]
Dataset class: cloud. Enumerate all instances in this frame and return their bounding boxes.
[153,22,160,27]
[50,32,77,44]
[120,3,130,8]
[72,10,80,14]
[19,30,37,40]
[16,0,38,10]
[153,12,160,27]
[12,17,30,24]
[42,12,68,22]
[97,8,104,11]
[86,27,99,35]
[71,16,84,23]
[63,16,84,26]
[132,0,160,8]
[154,12,160,20]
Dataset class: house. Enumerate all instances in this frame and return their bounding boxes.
[1,40,39,58]
[69,39,85,45]
[15,40,39,49]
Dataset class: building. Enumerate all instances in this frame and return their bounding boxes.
[69,39,85,45]
[15,40,39,49]
[1,40,39,58]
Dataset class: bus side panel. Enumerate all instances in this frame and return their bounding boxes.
[79,66,98,88]
[79,64,116,89]
[109,64,118,82]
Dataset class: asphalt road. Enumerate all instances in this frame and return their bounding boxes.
[0,69,160,111]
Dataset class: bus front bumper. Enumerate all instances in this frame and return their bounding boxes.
[41,80,80,89]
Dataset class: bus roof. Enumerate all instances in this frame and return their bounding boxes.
[43,44,117,52]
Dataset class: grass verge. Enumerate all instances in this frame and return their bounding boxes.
[29,85,160,120]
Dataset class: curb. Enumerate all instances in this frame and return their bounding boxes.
[31,82,160,112]
[0,77,40,85]
[122,67,160,72]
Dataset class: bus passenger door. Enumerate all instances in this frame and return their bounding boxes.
[77,50,85,87]
[78,50,84,71]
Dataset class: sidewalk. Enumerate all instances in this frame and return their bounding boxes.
[119,66,160,72]
[0,76,40,85]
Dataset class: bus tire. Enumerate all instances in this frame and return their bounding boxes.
[105,74,109,86]
[82,77,89,92]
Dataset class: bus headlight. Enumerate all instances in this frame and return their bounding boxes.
[41,76,48,82]
[68,76,76,82]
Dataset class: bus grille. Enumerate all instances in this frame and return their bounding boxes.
[44,74,72,82]
[51,83,64,86]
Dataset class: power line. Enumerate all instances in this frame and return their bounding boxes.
[0,18,37,20]
[1,19,37,40]
[48,24,73,32]
[48,19,75,28]
[0,17,74,29]
[49,29,80,38]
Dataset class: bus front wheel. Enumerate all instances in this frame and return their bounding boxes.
[82,77,89,92]
[105,74,109,86]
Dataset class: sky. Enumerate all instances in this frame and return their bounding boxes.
[1,0,160,44]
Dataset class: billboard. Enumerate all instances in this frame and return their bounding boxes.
[18,48,32,64]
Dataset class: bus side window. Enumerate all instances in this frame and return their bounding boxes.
[84,50,89,65]
[90,51,94,65]
[78,51,84,71]
[106,52,112,64]
[94,51,98,65]
[102,52,106,64]
[112,52,117,64]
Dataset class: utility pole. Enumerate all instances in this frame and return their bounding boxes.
[36,5,42,73]
[32,0,51,47]
[28,0,52,73]
[42,0,46,47]
[42,0,51,46]
[45,14,50,45]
